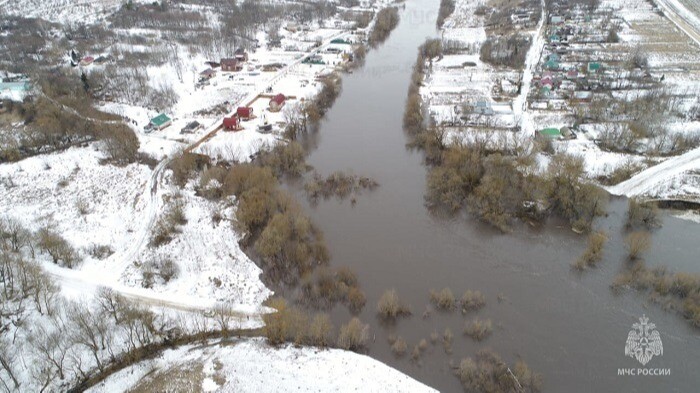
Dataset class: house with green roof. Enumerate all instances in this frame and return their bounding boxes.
[545,59,560,70]
[587,62,601,73]
[150,114,172,130]
[538,128,561,139]
[330,38,352,45]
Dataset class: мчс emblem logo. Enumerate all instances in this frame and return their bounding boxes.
[624,315,663,366]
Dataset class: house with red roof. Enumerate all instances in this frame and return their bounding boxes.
[269,94,286,112]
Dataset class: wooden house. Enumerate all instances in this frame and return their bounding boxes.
[269,94,286,112]
[150,114,172,130]
[234,48,248,62]
[221,58,242,72]
[223,116,241,131]
[199,69,216,79]
[237,106,254,120]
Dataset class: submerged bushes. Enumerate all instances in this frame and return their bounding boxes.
[369,7,400,47]
[464,318,493,341]
[430,287,456,310]
[304,171,378,202]
[460,290,486,312]
[377,289,411,319]
[612,262,700,328]
[298,266,366,313]
[573,231,607,270]
[457,349,542,393]
[626,197,661,230]
[337,317,370,351]
[223,164,329,282]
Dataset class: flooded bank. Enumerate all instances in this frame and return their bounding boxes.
[285,0,699,391]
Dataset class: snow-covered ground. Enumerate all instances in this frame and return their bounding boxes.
[423,0,700,203]
[0,0,124,24]
[0,145,272,313]
[0,2,441,392]
[607,146,700,200]
[87,338,437,393]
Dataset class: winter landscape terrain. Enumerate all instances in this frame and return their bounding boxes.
[2,0,700,392]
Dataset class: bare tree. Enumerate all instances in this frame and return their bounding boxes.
[0,338,20,391]
[29,322,73,380]
[67,302,112,371]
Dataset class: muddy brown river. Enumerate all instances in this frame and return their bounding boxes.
[286,1,700,391]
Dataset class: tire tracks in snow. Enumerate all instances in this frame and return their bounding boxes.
[607,147,700,199]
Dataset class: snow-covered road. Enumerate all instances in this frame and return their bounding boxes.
[607,147,700,198]
[653,0,700,45]
[515,0,547,136]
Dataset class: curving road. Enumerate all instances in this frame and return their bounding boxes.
[607,147,700,198]
[653,0,700,45]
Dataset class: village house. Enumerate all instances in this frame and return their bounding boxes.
[234,48,248,62]
[223,116,240,131]
[181,121,202,134]
[237,106,254,120]
[285,22,299,32]
[587,62,602,73]
[79,56,94,66]
[472,100,494,115]
[573,90,593,102]
[550,15,564,25]
[199,69,216,80]
[269,94,286,112]
[150,114,172,131]
[221,58,242,72]
[537,128,562,140]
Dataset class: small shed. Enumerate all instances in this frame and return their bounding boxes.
[573,91,592,102]
[269,94,286,112]
[181,121,202,134]
[237,107,254,120]
[150,114,172,130]
[560,126,575,139]
[221,58,242,72]
[234,48,248,62]
[473,101,494,115]
[330,38,352,45]
[550,16,564,25]
[80,56,94,66]
[223,116,240,131]
[199,69,216,79]
[545,59,560,70]
[538,128,561,139]
[587,62,601,73]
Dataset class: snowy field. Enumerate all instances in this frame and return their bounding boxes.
[0,0,124,23]
[87,338,437,393]
[0,1,440,392]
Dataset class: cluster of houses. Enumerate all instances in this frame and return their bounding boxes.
[221,96,281,133]
[531,2,660,140]
[198,48,250,84]
[68,50,110,67]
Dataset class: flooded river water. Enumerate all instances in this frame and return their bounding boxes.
[288,0,699,391]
